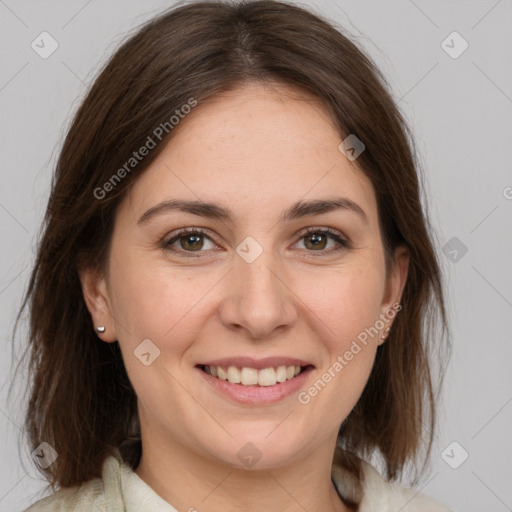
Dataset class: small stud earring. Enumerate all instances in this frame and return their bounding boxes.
[96,326,106,333]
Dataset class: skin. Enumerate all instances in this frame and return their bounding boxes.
[80,81,409,512]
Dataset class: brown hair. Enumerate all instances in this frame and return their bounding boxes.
[14,0,450,492]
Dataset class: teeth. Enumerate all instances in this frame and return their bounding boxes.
[258,368,276,386]
[240,367,258,385]
[227,366,240,383]
[276,365,287,383]
[203,364,304,386]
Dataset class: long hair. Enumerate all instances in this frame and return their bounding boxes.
[14,0,450,490]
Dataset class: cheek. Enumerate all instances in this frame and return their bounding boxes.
[107,261,208,412]
[295,261,384,400]
[108,253,219,363]
[298,260,385,343]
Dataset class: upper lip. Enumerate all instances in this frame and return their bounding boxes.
[198,357,314,370]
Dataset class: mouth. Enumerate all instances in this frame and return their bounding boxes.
[196,363,314,387]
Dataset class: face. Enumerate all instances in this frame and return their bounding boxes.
[81,81,408,470]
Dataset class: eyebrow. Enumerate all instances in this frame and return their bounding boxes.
[137,197,368,226]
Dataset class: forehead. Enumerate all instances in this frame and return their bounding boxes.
[122,82,377,227]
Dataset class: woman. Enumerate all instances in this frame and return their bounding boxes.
[20,1,451,510]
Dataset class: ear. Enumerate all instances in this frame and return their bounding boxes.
[379,244,409,345]
[78,267,117,342]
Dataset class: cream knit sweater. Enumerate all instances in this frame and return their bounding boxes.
[24,448,452,511]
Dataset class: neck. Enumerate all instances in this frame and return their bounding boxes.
[134,427,352,512]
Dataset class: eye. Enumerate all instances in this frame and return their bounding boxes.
[293,227,351,255]
[161,226,351,258]
[162,228,217,256]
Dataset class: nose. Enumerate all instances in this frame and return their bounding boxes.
[218,250,298,340]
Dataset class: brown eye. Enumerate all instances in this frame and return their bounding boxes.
[295,228,350,255]
[163,228,217,256]
[178,233,204,251]
[162,227,350,259]
[304,232,328,250]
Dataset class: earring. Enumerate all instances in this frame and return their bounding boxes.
[381,327,390,342]
[96,326,106,333]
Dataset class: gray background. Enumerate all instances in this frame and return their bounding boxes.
[1,0,511,510]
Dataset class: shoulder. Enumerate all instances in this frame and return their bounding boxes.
[331,447,452,512]
[23,479,105,512]
[23,454,124,512]
[358,459,452,512]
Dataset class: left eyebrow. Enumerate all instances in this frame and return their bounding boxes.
[137,197,368,226]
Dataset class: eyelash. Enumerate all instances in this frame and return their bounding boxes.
[161,227,351,258]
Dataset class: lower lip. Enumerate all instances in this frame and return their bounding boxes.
[196,366,314,405]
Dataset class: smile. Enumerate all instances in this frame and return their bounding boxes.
[199,364,310,386]
[196,360,315,405]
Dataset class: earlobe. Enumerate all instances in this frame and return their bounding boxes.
[78,267,117,342]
